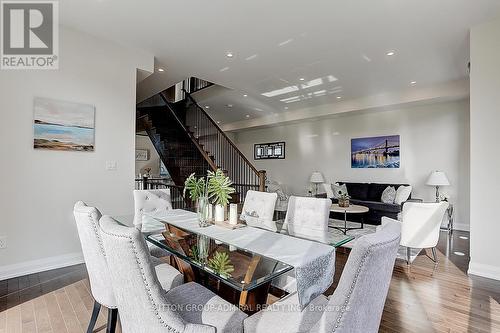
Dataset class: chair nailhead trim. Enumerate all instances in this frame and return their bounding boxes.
[101,228,181,333]
[331,235,400,332]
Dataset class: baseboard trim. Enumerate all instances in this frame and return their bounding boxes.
[0,252,84,281]
[468,262,500,281]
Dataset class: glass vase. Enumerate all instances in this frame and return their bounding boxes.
[197,196,210,227]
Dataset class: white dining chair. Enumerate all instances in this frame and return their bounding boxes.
[244,219,401,333]
[99,215,248,333]
[133,189,173,225]
[134,189,175,257]
[73,201,184,333]
[273,196,331,293]
[381,201,449,265]
[282,196,332,242]
[240,190,278,231]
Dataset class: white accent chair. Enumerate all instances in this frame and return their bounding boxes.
[274,196,331,293]
[99,215,248,333]
[244,219,401,333]
[73,201,184,333]
[240,190,278,232]
[381,201,449,265]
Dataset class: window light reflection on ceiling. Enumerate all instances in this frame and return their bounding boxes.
[262,74,338,98]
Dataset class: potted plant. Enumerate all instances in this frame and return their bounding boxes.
[184,173,210,227]
[338,191,350,207]
[207,169,235,222]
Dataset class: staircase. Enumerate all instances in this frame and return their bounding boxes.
[137,79,266,203]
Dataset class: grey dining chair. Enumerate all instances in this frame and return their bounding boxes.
[73,201,184,333]
[244,219,401,333]
[99,215,248,333]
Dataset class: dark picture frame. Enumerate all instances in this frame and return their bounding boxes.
[254,142,286,160]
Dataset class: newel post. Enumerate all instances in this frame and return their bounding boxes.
[258,170,267,192]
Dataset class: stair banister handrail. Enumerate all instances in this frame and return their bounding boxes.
[182,89,261,177]
[157,92,218,172]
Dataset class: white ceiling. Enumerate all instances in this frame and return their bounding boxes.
[61,0,500,127]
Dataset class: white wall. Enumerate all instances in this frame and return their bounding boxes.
[469,17,500,280]
[0,27,153,279]
[234,100,470,230]
[135,135,161,176]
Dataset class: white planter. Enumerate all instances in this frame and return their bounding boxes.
[214,204,225,222]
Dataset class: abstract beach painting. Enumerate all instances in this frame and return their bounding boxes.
[351,135,400,168]
[34,97,95,151]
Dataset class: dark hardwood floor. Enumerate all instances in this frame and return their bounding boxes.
[1,230,499,332]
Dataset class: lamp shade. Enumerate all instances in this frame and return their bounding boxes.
[309,172,325,183]
[426,171,450,186]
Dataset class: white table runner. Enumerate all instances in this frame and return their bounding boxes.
[143,209,335,308]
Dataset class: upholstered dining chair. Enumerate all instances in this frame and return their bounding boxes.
[282,196,332,242]
[73,201,184,333]
[99,215,248,333]
[273,196,331,293]
[244,219,401,333]
[381,201,449,265]
[133,189,173,226]
[240,190,278,231]
[134,189,175,257]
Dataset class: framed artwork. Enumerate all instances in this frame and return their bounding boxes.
[135,149,149,161]
[351,135,400,168]
[254,142,285,160]
[34,97,95,151]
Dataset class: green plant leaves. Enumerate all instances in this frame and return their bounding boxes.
[184,173,206,200]
[207,169,236,206]
[208,251,234,277]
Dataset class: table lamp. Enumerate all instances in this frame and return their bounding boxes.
[309,172,325,195]
[426,171,450,202]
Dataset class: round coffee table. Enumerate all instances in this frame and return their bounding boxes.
[330,204,369,235]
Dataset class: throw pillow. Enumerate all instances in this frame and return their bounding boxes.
[332,183,348,199]
[381,186,396,204]
[395,185,412,205]
[322,183,334,199]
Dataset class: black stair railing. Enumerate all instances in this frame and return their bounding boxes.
[180,90,266,199]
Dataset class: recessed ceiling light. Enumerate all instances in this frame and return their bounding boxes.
[227,104,233,108]
[157,68,165,72]
[243,94,248,97]
[245,115,250,118]
[226,52,234,58]
[336,96,342,99]
[204,105,210,109]
[386,51,396,56]
[299,78,305,81]
[410,81,417,85]
[217,121,221,124]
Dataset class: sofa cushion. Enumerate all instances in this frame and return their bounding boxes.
[344,183,369,200]
[350,200,401,213]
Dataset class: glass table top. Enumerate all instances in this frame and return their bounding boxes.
[113,212,354,292]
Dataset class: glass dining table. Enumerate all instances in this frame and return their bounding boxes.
[113,212,354,312]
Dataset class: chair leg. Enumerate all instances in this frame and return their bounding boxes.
[86,301,101,333]
[406,247,411,265]
[106,308,118,333]
[431,247,438,263]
